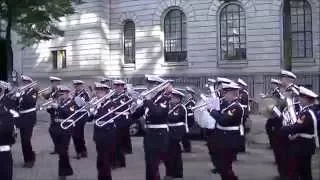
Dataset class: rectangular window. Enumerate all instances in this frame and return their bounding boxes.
[51,50,66,70]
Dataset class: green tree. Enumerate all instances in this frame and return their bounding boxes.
[0,0,75,81]
[283,0,292,71]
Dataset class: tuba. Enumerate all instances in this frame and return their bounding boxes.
[258,87,284,119]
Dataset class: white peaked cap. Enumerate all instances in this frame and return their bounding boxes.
[172,89,185,97]
[271,78,281,85]
[208,78,216,83]
[222,82,241,90]
[145,74,165,83]
[185,86,195,94]
[57,85,71,92]
[49,76,62,81]
[94,82,109,89]
[0,81,10,89]
[72,80,85,85]
[21,75,33,82]
[237,78,248,87]
[100,77,111,83]
[299,86,318,98]
[113,80,126,85]
[280,70,297,79]
[217,77,233,84]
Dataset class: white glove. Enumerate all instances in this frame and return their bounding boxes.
[145,94,153,100]
[137,99,143,106]
[51,102,59,109]
[15,92,22,98]
[205,96,220,111]
[75,96,86,107]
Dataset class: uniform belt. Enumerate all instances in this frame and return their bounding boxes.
[55,119,74,123]
[168,122,185,127]
[19,107,36,114]
[146,124,168,129]
[216,124,240,131]
[0,145,11,152]
[241,105,248,108]
[115,112,129,116]
[291,133,315,140]
[187,113,194,116]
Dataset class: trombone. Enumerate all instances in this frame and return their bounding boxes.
[7,81,38,97]
[60,90,115,130]
[95,97,133,127]
[60,97,98,130]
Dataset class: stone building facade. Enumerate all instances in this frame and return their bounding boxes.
[12,0,320,97]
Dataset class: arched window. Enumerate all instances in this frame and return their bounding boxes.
[287,0,312,58]
[123,20,135,64]
[164,9,187,62]
[220,4,246,60]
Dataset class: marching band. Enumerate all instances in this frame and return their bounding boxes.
[0,70,319,180]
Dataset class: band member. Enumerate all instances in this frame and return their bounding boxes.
[271,70,299,179]
[91,82,116,180]
[281,86,319,180]
[164,89,187,180]
[210,82,244,180]
[110,80,131,168]
[207,77,232,174]
[42,76,62,154]
[15,75,38,168]
[181,86,196,153]
[0,82,17,180]
[265,79,282,148]
[237,78,249,153]
[47,85,76,180]
[131,75,173,180]
[71,80,90,159]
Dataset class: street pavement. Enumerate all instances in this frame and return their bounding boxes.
[12,113,320,180]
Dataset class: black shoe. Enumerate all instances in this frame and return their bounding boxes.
[59,176,66,180]
[23,161,34,168]
[210,168,219,174]
[50,151,58,155]
[73,154,81,160]
[80,152,88,158]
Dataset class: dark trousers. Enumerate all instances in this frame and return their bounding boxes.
[49,125,58,153]
[112,128,126,167]
[265,119,275,148]
[181,133,191,152]
[287,154,313,180]
[164,139,183,178]
[207,133,218,169]
[0,151,13,180]
[19,126,35,163]
[56,133,73,177]
[144,149,168,180]
[216,149,238,180]
[273,134,289,179]
[121,126,132,154]
[96,143,116,180]
[143,129,169,180]
[72,122,87,154]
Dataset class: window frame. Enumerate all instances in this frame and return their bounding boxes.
[163,8,187,63]
[287,0,313,59]
[51,49,67,70]
[218,2,247,62]
[123,20,136,65]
